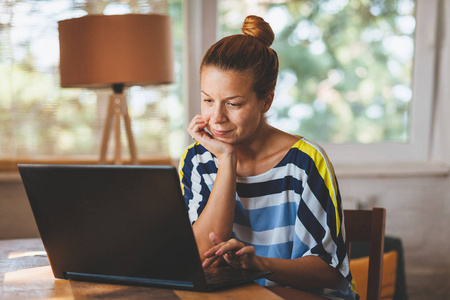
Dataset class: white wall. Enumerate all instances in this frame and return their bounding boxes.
[338,172,450,299]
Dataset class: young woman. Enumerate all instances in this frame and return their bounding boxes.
[179,15,358,300]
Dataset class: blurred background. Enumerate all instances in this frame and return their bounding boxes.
[1,0,449,299]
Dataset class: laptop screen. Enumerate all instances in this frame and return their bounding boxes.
[19,164,206,286]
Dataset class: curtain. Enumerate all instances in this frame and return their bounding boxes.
[431,0,450,164]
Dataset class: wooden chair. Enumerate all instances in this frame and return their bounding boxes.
[344,208,386,300]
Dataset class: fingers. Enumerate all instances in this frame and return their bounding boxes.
[202,238,261,271]
[202,238,245,268]
[225,246,263,271]
[187,115,236,160]
[211,238,244,257]
[201,232,224,268]
[202,253,222,268]
[203,241,226,267]
[235,245,255,256]
[188,115,208,140]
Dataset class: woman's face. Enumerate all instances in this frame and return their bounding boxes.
[200,66,269,145]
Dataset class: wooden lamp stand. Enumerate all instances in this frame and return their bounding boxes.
[99,83,138,165]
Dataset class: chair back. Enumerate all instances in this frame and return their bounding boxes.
[344,208,386,300]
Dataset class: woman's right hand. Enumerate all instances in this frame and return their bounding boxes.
[188,114,236,161]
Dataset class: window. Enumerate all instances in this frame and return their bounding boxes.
[185,0,437,165]
[0,0,439,167]
[0,0,184,165]
[221,0,415,145]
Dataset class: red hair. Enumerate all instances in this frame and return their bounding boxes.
[201,15,279,99]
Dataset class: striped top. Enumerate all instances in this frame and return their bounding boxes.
[179,137,357,299]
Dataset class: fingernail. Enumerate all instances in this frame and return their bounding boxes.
[204,251,210,257]
[236,250,241,255]
[215,249,222,255]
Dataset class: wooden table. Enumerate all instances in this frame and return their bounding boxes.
[0,238,281,299]
[0,239,325,299]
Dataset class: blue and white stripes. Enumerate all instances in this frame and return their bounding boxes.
[179,138,356,299]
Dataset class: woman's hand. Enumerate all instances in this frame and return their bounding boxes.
[202,232,268,271]
[187,115,235,160]
[203,233,344,291]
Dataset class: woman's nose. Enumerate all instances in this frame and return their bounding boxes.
[210,104,227,123]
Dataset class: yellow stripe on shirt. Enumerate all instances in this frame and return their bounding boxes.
[178,141,199,196]
[293,138,341,237]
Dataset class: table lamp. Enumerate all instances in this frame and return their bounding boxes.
[58,14,174,165]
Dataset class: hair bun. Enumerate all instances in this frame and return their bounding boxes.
[241,15,274,47]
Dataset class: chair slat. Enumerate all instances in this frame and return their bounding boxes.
[345,208,386,300]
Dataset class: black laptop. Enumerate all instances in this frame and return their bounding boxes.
[18,164,271,291]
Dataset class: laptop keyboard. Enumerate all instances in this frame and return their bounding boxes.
[204,267,251,284]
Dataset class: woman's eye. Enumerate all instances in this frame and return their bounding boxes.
[228,102,241,107]
[203,99,213,103]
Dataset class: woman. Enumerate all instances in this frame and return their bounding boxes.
[179,15,357,299]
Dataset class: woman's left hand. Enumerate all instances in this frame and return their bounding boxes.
[202,232,268,271]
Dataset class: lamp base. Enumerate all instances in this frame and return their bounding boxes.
[99,91,138,165]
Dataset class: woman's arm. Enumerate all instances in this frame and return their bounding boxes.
[261,255,344,290]
[187,115,238,259]
[192,154,237,259]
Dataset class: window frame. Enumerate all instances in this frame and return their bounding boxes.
[184,0,438,165]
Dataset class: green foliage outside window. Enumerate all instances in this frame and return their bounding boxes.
[219,0,415,144]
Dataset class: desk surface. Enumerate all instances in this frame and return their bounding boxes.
[0,238,283,300]
[0,238,326,300]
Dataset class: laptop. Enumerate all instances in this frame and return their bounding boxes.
[18,164,271,291]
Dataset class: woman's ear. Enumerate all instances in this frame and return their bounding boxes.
[261,91,274,113]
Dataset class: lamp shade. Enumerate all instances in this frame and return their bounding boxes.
[58,14,174,88]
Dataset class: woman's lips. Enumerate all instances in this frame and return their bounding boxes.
[211,128,232,137]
